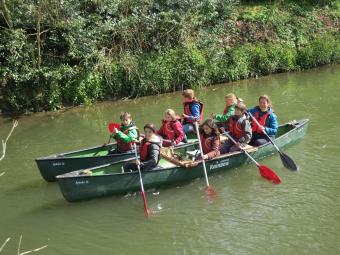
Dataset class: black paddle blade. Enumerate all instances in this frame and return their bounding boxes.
[280,152,298,171]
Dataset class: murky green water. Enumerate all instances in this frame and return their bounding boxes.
[0,65,339,255]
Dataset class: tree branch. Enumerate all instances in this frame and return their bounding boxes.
[0,120,18,162]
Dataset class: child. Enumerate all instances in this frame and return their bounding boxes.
[182,89,204,134]
[110,112,139,153]
[220,103,252,154]
[157,109,185,147]
[124,123,162,172]
[248,95,278,146]
[211,93,237,126]
[196,119,221,160]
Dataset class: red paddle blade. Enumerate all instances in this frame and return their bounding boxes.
[205,186,218,202]
[258,165,281,184]
[141,191,151,217]
[108,123,121,133]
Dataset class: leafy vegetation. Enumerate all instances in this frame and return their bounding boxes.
[0,0,339,113]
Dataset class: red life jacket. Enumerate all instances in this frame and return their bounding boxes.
[116,126,140,152]
[183,99,204,124]
[161,120,176,140]
[200,134,217,155]
[139,139,161,162]
[252,111,270,134]
[227,117,245,139]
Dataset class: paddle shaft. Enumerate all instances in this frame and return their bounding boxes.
[194,121,210,187]
[247,111,281,153]
[225,133,259,166]
[133,143,149,216]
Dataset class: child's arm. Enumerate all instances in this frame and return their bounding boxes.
[186,103,200,121]
[215,105,235,122]
[173,122,185,144]
[206,138,220,159]
[265,113,278,136]
[115,128,138,143]
[239,120,252,144]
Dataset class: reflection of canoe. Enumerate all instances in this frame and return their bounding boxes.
[57,119,309,202]
[36,135,198,182]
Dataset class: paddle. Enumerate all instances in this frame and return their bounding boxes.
[194,121,217,197]
[133,143,150,217]
[225,133,281,184]
[247,112,298,171]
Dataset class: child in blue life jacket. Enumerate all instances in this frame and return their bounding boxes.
[182,89,204,135]
[248,95,278,146]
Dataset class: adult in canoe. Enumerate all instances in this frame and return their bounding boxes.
[182,89,204,135]
[211,93,237,126]
[124,123,162,172]
[196,119,221,160]
[110,112,139,154]
[220,103,252,153]
[157,109,185,147]
[248,95,278,146]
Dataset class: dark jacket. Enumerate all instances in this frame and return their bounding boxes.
[140,135,162,170]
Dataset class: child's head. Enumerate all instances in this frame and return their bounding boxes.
[120,112,132,126]
[144,123,156,140]
[201,119,220,136]
[165,109,176,121]
[258,95,272,111]
[182,89,195,102]
[234,103,247,117]
[225,93,237,106]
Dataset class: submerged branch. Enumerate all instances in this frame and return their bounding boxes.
[0,120,18,161]
[17,235,48,255]
[0,238,11,253]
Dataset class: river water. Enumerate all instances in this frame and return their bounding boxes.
[0,65,339,255]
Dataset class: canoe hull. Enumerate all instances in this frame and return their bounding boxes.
[57,119,309,202]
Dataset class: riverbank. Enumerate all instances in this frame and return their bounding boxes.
[1,0,339,114]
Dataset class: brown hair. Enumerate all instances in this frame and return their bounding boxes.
[182,89,194,99]
[225,93,237,104]
[259,95,273,108]
[200,118,220,136]
[235,103,247,113]
[120,112,132,121]
[144,123,157,133]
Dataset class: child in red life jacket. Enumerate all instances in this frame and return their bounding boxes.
[248,95,278,146]
[157,109,185,147]
[220,103,252,154]
[123,123,162,172]
[196,119,221,160]
[182,89,204,135]
[110,112,139,154]
[211,93,237,126]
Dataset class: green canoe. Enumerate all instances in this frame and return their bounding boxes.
[36,135,198,182]
[56,119,309,202]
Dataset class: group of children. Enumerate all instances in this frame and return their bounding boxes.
[110,89,278,172]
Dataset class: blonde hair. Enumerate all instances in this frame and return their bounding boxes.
[165,109,176,120]
[225,93,237,104]
[182,89,194,99]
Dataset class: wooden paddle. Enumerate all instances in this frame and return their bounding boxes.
[247,112,298,171]
[194,121,217,197]
[133,143,150,217]
[225,133,281,184]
